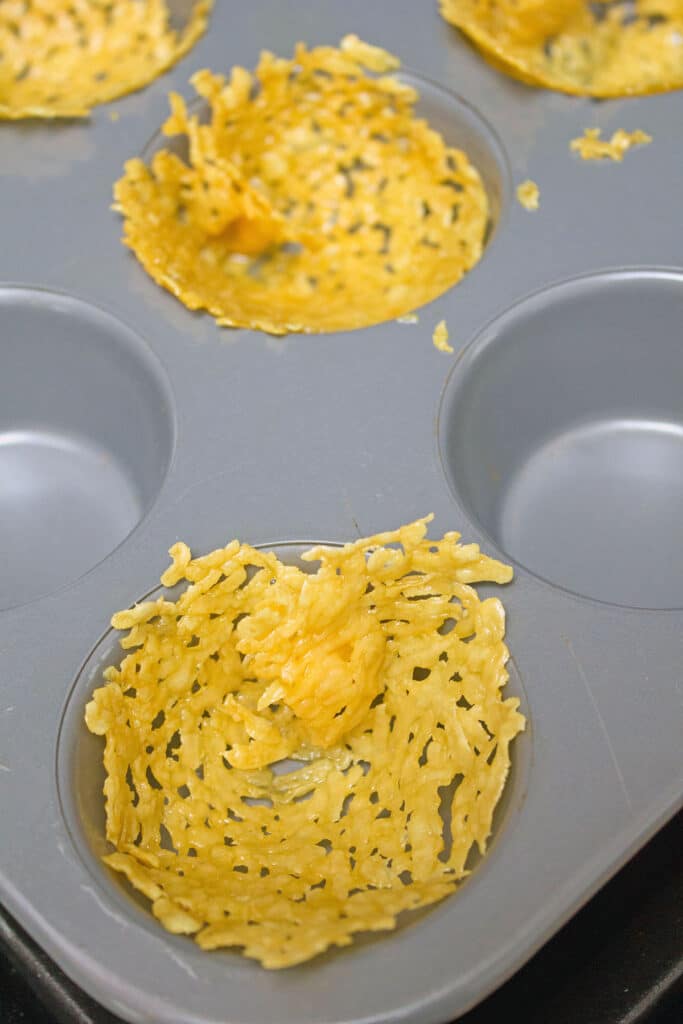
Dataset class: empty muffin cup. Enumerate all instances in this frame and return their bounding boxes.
[0,287,174,611]
[439,269,683,609]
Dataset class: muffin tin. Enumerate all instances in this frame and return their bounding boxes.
[1,2,682,1023]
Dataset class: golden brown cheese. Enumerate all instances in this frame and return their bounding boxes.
[0,1,212,119]
[570,128,652,161]
[433,319,454,352]
[516,179,540,210]
[86,517,525,968]
[440,1,683,97]
[113,37,490,334]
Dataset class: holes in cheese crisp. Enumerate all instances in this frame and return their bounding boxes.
[418,739,433,766]
[125,767,139,807]
[165,731,181,759]
[145,766,163,791]
[159,825,177,854]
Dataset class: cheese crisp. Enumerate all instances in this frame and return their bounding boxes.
[86,517,525,968]
[570,128,652,161]
[440,1,683,97]
[113,37,490,334]
[0,1,213,119]
[516,179,540,210]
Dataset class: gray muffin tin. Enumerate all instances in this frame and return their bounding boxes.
[1,2,682,1022]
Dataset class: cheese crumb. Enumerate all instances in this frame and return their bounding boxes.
[516,179,540,211]
[432,319,453,353]
[570,128,652,162]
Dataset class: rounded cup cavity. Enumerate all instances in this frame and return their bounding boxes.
[439,269,683,609]
[56,540,528,941]
[0,287,174,611]
[141,69,510,253]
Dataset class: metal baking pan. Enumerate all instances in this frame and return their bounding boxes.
[1,2,681,1023]
[3,806,683,1023]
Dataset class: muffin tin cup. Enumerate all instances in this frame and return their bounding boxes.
[438,268,683,610]
[1,2,682,1023]
[0,286,175,611]
[55,547,531,959]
